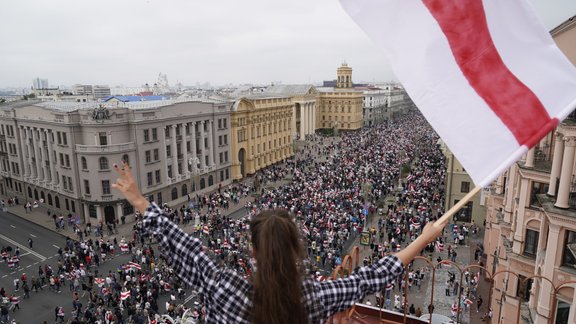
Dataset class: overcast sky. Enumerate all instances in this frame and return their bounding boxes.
[1,0,575,88]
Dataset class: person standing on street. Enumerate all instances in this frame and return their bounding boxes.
[477,296,483,313]
[27,238,33,249]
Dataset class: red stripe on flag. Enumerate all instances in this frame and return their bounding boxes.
[422,0,558,147]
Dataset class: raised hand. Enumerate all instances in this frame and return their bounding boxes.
[112,160,149,213]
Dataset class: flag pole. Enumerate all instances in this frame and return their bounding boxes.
[436,186,482,227]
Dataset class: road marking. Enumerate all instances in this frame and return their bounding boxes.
[52,245,60,249]
[30,234,37,238]
[26,265,32,268]
[10,225,15,228]
[20,252,31,257]
[0,233,47,261]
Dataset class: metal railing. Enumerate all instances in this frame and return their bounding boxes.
[321,250,572,324]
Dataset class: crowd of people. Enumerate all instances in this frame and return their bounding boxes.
[0,111,486,323]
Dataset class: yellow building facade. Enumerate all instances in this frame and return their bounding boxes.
[318,63,364,130]
[230,95,294,180]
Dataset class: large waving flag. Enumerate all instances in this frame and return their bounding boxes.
[340,0,576,187]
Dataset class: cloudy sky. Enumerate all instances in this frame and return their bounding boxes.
[1,0,575,88]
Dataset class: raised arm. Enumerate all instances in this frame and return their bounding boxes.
[112,161,218,289]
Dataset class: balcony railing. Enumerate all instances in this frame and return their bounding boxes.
[75,142,135,153]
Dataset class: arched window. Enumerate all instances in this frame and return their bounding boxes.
[200,178,206,189]
[171,188,178,200]
[28,187,32,198]
[81,157,88,170]
[99,157,109,170]
[41,191,45,202]
[181,184,188,197]
[55,196,60,208]
[48,193,53,206]
[208,175,214,186]
[191,182,196,192]
[122,154,129,165]
[34,189,39,200]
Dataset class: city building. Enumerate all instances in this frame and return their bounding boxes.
[264,84,318,139]
[317,63,364,131]
[359,86,388,127]
[230,95,294,180]
[32,77,49,90]
[483,14,576,324]
[439,140,486,225]
[74,84,112,100]
[0,98,232,225]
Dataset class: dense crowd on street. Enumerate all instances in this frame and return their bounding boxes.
[0,112,487,323]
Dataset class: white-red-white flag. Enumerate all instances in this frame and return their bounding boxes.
[340,0,576,187]
[120,290,131,300]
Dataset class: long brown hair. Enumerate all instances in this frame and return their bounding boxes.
[250,209,307,324]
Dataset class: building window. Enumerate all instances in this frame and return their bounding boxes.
[208,175,214,186]
[147,172,153,186]
[152,128,158,141]
[155,170,161,183]
[99,157,109,170]
[171,188,178,200]
[122,154,129,165]
[530,182,548,206]
[168,165,172,178]
[554,300,570,324]
[223,119,227,128]
[81,157,88,170]
[62,133,67,146]
[84,180,90,195]
[65,155,70,167]
[516,275,533,302]
[460,181,470,193]
[145,150,151,163]
[68,177,73,191]
[154,149,159,161]
[157,192,162,205]
[99,132,108,145]
[143,129,150,142]
[562,230,576,269]
[224,151,228,162]
[102,180,111,195]
[523,229,539,258]
[167,145,171,157]
[219,152,223,164]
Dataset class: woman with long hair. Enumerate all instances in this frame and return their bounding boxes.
[112,161,444,323]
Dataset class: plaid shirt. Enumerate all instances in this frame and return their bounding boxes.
[143,203,404,323]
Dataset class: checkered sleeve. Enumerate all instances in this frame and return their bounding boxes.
[142,203,218,291]
[317,254,404,317]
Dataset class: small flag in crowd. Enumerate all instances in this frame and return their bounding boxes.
[435,241,444,253]
[94,277,105,286]
[339,0,576,187]
[203,225,210,235]
[120,290,131,300]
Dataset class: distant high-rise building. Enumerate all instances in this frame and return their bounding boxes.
[32,78,49,90]
[74,84,111,100]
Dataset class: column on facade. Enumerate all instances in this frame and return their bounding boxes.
[208,120,215,167]
[512,177,530,254]
[554,137,576,209]
[32,129,43,181]
[292,105,297,140]
[299,103,306,140]
[116,203,123,221]
[312,102,316,134]
[191,122,197,173]
[83,204,90,224]
[504,164,518,223]
[548,133,565,196]
[161,126,169,179]
[42,130,50,182]
[181,122,188,177]
[47,131,57,185]
[27,128,35,178]
[170,125,178,178]
[525,147,535,168]
[309,102,313,134]
[535,223,560,323]
[19,127,29,177]
[96,206,103,224]
[199,121,206,169]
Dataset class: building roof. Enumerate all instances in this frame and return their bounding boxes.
[103,95,168,102]
[551,14,576,36]
[264,84,315,96]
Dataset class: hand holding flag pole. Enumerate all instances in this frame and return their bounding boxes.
[435,186,482,228]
